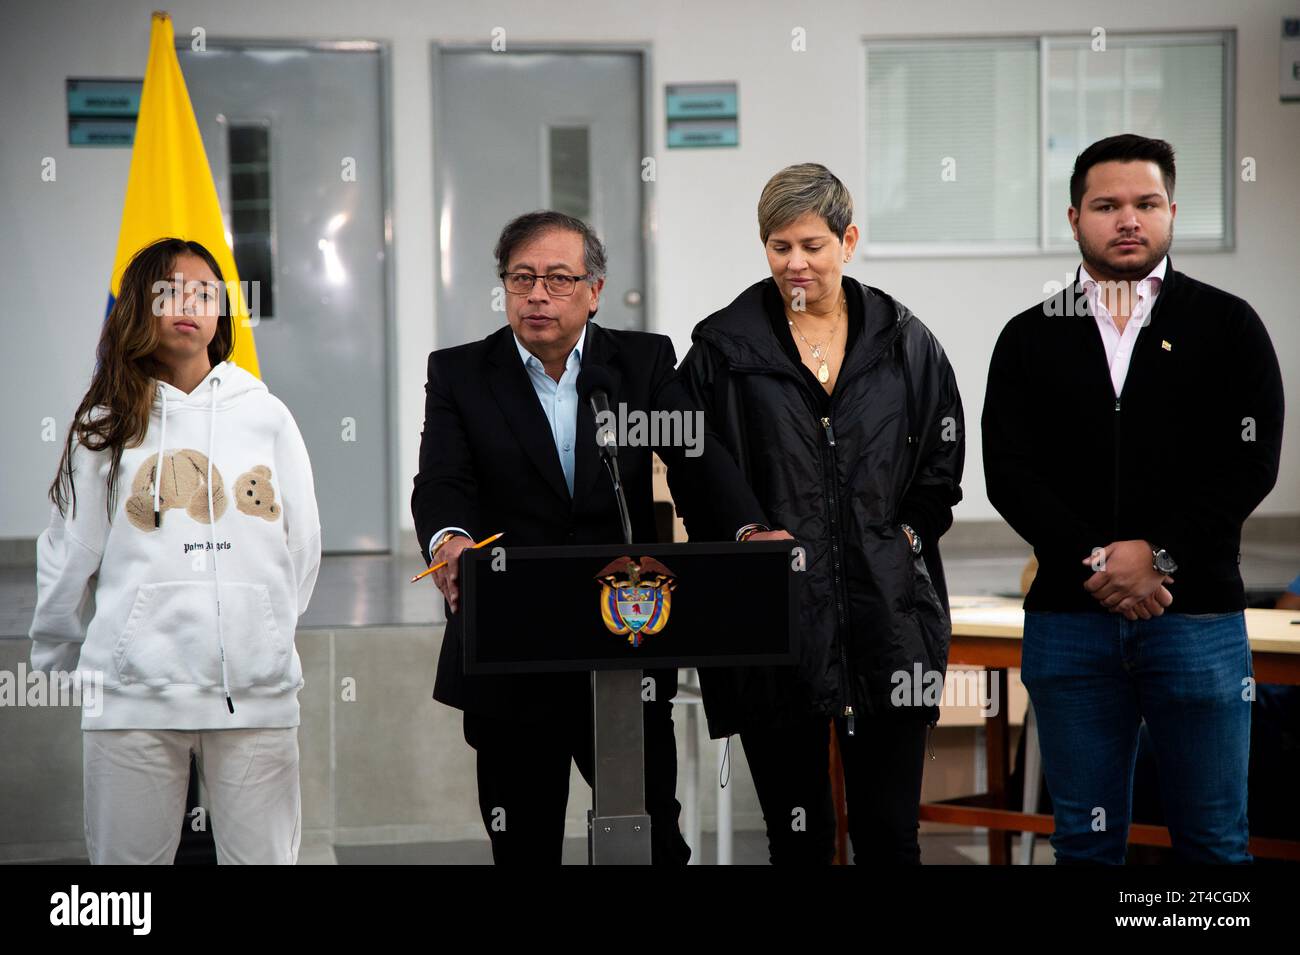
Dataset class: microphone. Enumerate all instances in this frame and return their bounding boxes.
[578,366,618,458]
[577,364,632,545]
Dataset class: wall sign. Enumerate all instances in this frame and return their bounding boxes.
[666,82,738,148]
[67,78,143,147]
[1283,19,1300,102]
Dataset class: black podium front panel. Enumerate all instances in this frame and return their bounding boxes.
[461,540,800,673]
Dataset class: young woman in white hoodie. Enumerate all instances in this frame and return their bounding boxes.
[30,237,321,864]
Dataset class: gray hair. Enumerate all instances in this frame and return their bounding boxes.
[757,163,853,243]
[494,210,607,282]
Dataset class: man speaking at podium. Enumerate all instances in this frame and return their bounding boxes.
[412,211,784,864]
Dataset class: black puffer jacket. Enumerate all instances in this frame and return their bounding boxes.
[670,278,965,737]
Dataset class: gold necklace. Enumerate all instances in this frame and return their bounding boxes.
[787,294,845,384]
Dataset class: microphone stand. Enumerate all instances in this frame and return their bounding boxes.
[587,398,652,865]
[599,439,634,547]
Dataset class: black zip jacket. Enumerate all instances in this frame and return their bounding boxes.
[671,277,965,736]
[982,260,1284,613]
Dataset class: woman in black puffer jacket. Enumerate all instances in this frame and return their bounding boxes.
[670,163,965,864]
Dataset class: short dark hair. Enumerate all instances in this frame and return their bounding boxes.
[493,210,607,282]
[757,163,854,243]
[1070,134,1176,209]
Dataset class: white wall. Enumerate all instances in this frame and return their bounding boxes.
[2,0,1296,541]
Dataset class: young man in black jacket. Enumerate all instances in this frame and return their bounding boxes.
[982,134,1283,864]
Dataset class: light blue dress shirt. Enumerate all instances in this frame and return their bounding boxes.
[515,325,586,496]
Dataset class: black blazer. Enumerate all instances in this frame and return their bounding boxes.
[412,320,766,719]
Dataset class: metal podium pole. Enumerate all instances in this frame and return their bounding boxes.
[588,669,652,864]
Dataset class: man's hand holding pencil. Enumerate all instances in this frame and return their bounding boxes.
[411,532,504,614]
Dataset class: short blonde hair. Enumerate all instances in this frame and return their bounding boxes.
[757,163,853,243]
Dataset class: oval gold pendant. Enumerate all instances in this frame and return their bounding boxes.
[817,361,830,384]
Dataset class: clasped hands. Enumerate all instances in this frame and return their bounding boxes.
[1081,539,1174,621]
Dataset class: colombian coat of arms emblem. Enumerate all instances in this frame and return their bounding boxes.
[594,556,677,647]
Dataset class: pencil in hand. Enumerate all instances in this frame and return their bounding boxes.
[410,532,505,583]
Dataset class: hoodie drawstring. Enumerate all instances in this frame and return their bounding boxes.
[152,387,168,527]
[205,375,235,715]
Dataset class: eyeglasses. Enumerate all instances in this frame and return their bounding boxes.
[501,271,592,297]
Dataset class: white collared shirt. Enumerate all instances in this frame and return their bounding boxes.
[1079,256,1167,397]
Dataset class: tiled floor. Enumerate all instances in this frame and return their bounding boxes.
[18,830,1058,865]
[330,830,1058,865]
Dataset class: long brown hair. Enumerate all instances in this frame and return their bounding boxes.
[50,238,235,519]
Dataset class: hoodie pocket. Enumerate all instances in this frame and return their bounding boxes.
[113,581,292,689]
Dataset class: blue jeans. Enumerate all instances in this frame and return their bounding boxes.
[1021,610,1252,864]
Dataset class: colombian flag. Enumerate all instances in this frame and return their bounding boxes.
[107,11,260,377]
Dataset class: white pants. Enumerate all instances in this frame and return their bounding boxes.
[83,727,301,865]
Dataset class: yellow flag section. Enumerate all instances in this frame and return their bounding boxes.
[109,11,260,377]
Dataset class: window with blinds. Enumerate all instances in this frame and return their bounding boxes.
[864,32,1233,255]
[867,41,1040,250]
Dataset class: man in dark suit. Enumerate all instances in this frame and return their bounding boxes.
[412,210,785,864]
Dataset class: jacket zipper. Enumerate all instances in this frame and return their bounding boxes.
[820,415,857,736]
[1113,395,1122,539]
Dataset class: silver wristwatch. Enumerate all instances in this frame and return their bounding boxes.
[1152,547,1178,575]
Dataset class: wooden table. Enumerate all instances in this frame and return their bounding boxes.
[916,596,1300,863]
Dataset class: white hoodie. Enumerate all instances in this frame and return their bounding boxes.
[30,360,322,730]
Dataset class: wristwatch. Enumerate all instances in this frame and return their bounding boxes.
[431,530,465,559]
[1152,547,1178,575]
[901,523,922,556]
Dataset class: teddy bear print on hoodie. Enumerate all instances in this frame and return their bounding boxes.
[124,449,227,531]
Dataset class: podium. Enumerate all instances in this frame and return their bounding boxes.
[460,539,799,864]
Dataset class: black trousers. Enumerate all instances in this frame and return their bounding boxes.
[462,678,690,865]
[739,710,930,865]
